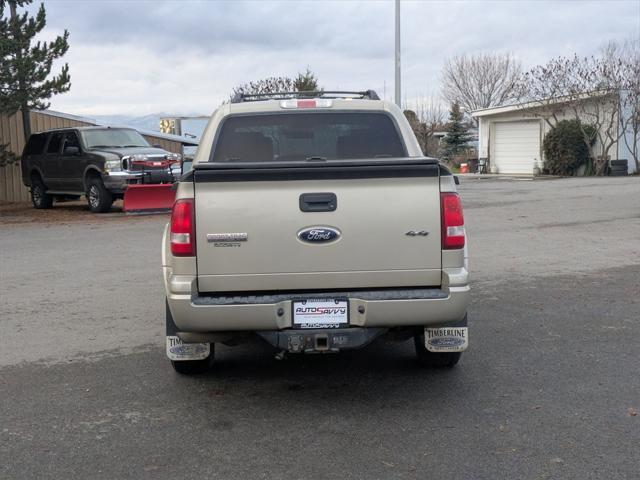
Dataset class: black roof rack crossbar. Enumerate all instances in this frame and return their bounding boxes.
[230,90,380,103]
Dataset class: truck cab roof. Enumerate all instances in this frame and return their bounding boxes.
[194,91,424,165]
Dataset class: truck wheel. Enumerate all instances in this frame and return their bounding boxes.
[31,177,54,209]
[166,299,214,375]
[86,177,113,213]
[414,338,462,368]
[171,348,215,375]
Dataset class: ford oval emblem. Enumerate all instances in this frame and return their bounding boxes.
[427,337,466,348]
[169,344,208,356]
[297,226,341,244]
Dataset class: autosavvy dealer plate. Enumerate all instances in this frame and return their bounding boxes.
[292,299,349,329]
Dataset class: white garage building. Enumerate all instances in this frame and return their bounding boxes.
[472,95,637,175]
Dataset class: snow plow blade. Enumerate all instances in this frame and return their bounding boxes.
[123,184,176,214]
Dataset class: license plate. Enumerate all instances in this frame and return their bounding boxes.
[424,327,468,352]
[292,299,349,329]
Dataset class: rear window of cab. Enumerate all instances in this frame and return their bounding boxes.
[210,112,406,163]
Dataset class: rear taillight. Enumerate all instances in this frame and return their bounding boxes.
[170,199,195,256]
[441,192,465,250]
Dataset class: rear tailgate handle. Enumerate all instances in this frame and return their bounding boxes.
[299,192,337,212]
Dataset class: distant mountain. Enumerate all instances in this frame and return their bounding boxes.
[94,113,203,128]
[90,113,208,141]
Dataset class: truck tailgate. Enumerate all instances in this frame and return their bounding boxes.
[194,164,441,292]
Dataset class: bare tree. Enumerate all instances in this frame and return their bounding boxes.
[522,47,634,175]
[415,95,446,131]
[230,69,322,102]
[441,53,522,121]
[404,95,446,156]
[617,38,640,172]
[230,77,295,101]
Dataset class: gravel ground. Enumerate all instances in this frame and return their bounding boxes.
[0,199,132,225]
[1,176,639,479]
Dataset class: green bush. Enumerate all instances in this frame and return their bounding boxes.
[0,143,17,168]
[542,120,596,176]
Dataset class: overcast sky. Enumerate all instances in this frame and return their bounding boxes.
[30,0,640,116]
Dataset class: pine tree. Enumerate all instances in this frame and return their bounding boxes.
[0,0,71,144]
[294,68,319,92]
[440,102,471,161]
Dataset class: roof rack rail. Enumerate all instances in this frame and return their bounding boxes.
[230,90,381,103]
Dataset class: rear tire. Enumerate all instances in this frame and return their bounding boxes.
[171,346,215,375]
[166,298,214,375]
[86,177,113,213]
[31,177,54,209]
[414,334,462,367]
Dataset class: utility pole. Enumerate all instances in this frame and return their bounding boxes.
[394,0,401,108]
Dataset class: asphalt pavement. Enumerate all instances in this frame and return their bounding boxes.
[1,176,639,479]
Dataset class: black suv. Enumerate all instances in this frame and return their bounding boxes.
[21,127,180,213]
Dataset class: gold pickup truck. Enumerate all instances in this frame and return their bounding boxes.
[161,91,469,374]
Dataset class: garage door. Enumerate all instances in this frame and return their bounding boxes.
[492,121,541,174]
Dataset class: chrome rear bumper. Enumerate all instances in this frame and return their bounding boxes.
[164,268,470,332]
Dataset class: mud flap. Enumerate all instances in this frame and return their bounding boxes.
[166,336,210,361]
[165,300,210,361]
[424,315,468,353]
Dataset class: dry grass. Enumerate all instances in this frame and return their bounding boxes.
[0,200,168,226]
